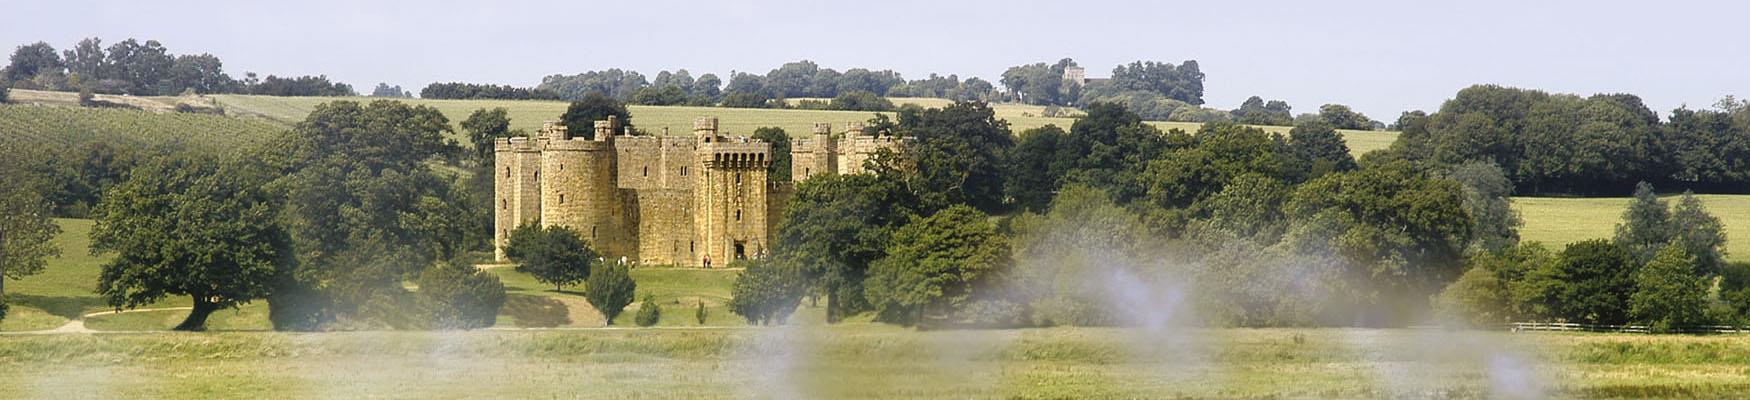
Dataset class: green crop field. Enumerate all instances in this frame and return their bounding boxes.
[1515,194,1750,262]
[0,103,283,153]
[2,327,1748,398]
[200,94,1398,157]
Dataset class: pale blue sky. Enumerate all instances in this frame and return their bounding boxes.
[5,0,1747,120]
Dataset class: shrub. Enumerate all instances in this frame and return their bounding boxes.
[695,301,707,324]
[0,85,9,104]
[635,295,662,327]
[728,258,808,325]
[416,263,508,330]
[586,263,636,324]
[503,223,594,292]
[1629,245,1709,332]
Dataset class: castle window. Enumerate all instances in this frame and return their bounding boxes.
[689,241,695,252]
[501,200,507,210]
[505,167,511,178]
[592,225,597,238]
[735,173,741,184]
[805,168,811,176]
[642,166,648,177]
[681,167,688,176]
[534,172,539,181]
[558,193,565,204]
[735,209,741,221]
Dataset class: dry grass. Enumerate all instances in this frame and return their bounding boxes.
[1514,194,1750,262]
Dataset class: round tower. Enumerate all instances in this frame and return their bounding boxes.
[540,130,627,257]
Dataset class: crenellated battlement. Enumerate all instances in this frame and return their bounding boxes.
[494,116,911,267]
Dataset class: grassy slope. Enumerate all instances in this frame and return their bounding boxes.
[1515,194,1750,262]
[205,94,1399,157]
[0,103,283,152]
[1,328,1747,398]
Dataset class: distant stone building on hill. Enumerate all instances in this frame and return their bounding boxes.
[494,116,906,267]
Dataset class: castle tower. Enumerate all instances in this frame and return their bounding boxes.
[790,122,837,182]
[692,116,771,267]
[540,118,632,258]
[493,134,543,261]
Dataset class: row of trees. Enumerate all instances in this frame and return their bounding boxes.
[729,101,1498,327]
[3,39,354,96]
[1439,183,1745,331]
[1390,85,1750,194]
[535,61,1000,108]
[1001,58,1206,108]
[419,82,561,100]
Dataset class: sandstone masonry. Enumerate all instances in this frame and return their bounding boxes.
[494,116,905,267]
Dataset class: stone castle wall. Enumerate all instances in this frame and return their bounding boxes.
[494,116,909,267]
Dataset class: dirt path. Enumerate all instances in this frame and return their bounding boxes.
[0,307,194,335]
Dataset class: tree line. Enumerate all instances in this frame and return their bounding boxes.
[2,38,354,97]
[1386,85,1750,195]
[533,61,999,108]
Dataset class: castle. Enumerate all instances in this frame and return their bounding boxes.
[494,116,906,267]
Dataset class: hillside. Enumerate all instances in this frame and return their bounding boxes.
[0,102,283,153]
[1515,195,1750,262]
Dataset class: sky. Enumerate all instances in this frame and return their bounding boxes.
[4,0,1748,120]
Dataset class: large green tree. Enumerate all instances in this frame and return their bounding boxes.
[1614,182,1673,264]
[1283,121,1357,182]
[0,160,62,322]
[751,127,791,182]
[559,93,633,139]
[503,223,594,292]
[893,101,1014,213]
[262,100,476,330]
[1629,245,1709,332]
[1446,160,1522,252]
[461,107,512,163]
[771,171,916,322]
[414,261,506,330]
[90,155,286,331]
[1521,239,1637,325]
[1669,192,1728,276]
[866,205,1010,325]
[3,42,64,83]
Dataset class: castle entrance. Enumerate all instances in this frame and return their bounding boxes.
[734,241,747,260]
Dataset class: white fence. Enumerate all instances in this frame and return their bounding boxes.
[1510,322,1750,334]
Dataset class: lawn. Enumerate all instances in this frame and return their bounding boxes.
[1515,194,1750,262]
[1,327,1747,398]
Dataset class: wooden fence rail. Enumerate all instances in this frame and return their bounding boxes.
[1510,322,1750,334]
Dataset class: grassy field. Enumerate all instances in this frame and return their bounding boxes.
[0,103,283,153]
[1515,194,1750,262]
[200,93,1399,157]
[1,327,1748,398]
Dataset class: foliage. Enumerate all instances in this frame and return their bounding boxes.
[1099,60,1205,105]
[1010,103,1181,206]
[1317,104,1373,130]
[825,90,895,111]
[559,93,632,139]
[1009,184,1151,326]
[1520,239,1636,325]
[999,58,1078,106]
[420,82,558,100]
[3,42,65,83]
[247,74,355,96]
[261,100,474,330]
[634,295,661,327]
[1436,242,1552,325]
[1614,182,1674,264]
[866,205,1009,325]
[1283,160,1473,323]
[0,158,62,322]
[1629,245,1709,332]
[1232,96,1293,126]
[728,257,808,325]
[90,154,286,331]
[461,107,512,163]
[503,223,594,292]
[1721,261,1750,320]
[1670,191,1728,276]
[1143,121,1285,213]
[414,262,507,330]
[772,172,916,321]
[695,300,707,324]
[1283,121,1357,182]
[1445,160,1522,252]
[586,262,636,324]
[369,83,410,98]
[749,127,791,182]
[537,68,648,101]
[892,101,1013,213]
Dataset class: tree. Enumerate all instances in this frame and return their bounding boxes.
[415,261,507,330]
[503,223,594,292]
[1284,160,1473,323]
[825,90,894,111]
[1283,121,1357,182]
[559,93,632,139]
[1232,96,1293,126]
[1614,182,1673,264]
[1437,242,1553,325]
[751,127,791,182]
[0,160,62,322]
[1721,262,1750,322]
[1445,160,1521,252]
[3,42,64,84]
[630,85,687,105]
[634,295,662,327]
[61,38,106,85]
[1318,104,1373,130]
[90,155,285,331]
[894,101,1014,213]
[370,82,409,98]
[1629,245,1709,332]
[695,300,708,324]
[102,39,174,95]
[1670,192,1728,276]
[1005,125,1071,211]
[866,205,1010,325]
[728,257,809,325]
[536,68,648,100]
[1104,60,1205,105]
[262,100,473,330]
[461,107,512,163]
[586,262,636,324]
[167,54,233,94]
[772,172,917,321]
[1520,239,1636,325]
